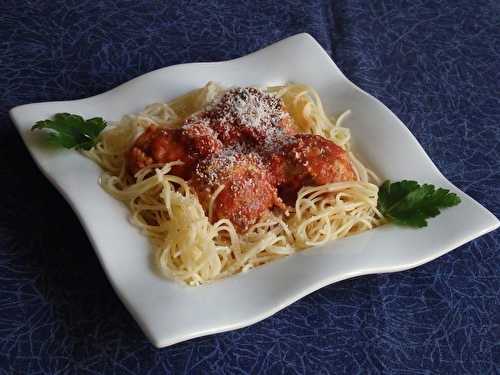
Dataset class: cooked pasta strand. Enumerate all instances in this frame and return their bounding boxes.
[84,82,383,285]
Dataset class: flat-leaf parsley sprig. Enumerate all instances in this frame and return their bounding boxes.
[377,180,461,228]
[32,113,107,150]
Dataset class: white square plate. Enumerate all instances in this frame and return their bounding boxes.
[9,33,499,348]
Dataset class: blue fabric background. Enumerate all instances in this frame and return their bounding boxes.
[1,0,499,373]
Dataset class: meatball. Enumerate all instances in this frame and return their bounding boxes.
[181,119,223,157]
[128,125,194,178]
[207,87,295,146]
[209,119,247,146]
[276,134,356,203]
[190,151,284,232]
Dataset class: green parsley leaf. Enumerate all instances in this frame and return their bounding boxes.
[31,113,107,150]
[378,180,461,228]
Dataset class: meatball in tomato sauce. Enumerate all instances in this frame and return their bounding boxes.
[206,87,295,146]
[127,126,194,178]
[181,120,223,157]
[190,151,284,232]
[274,134,356,204]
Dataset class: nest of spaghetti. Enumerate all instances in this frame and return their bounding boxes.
[85,82,383,285]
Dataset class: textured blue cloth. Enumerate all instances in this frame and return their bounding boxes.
[1,0,499,373]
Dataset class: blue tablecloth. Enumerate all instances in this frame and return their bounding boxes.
[1,1,499,373]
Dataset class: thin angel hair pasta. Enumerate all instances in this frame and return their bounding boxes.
[84,82,384,285]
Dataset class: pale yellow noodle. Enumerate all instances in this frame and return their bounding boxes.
[85,82,384,285]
